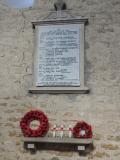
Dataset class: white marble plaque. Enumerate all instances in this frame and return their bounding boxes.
[36,24,80,86]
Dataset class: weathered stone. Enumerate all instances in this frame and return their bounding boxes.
[94,151,110,158]
[0,0,120,160]
[9,131,17,137]
[8,117,19,122]
[107,135,115,140]
[101,144,119,150]
[56,152,73,157]
[115,136,120,141]
[114,153,120,157]
[50,157,60,160]
[93,133,102,140]
[16,141,20,146]
[0,103,7,106]
[5,123,15,128]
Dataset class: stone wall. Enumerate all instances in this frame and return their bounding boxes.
[0,0,120,160]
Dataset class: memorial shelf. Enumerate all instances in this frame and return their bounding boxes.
[23,137,93,154]
[20,110,94,154]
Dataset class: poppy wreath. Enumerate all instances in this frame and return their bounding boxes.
[20,110,49,137]
[72,121,92,138]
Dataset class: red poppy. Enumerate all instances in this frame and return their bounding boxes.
[20,110,49,137]
[72,121,92,138]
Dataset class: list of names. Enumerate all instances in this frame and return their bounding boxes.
[36,24,80,86]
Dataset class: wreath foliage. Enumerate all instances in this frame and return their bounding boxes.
[72,121,92,138]
[20,110,49,137]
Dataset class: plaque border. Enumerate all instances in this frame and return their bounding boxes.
[29,18,89,94]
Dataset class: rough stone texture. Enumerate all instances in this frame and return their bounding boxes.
[0,0,120,160]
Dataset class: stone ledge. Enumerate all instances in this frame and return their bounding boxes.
[23,137,93,152]
[23,137,93,144]
[29,86,90,94]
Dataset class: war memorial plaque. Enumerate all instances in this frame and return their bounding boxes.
[29,11,89,94]
[36,24,80,86]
